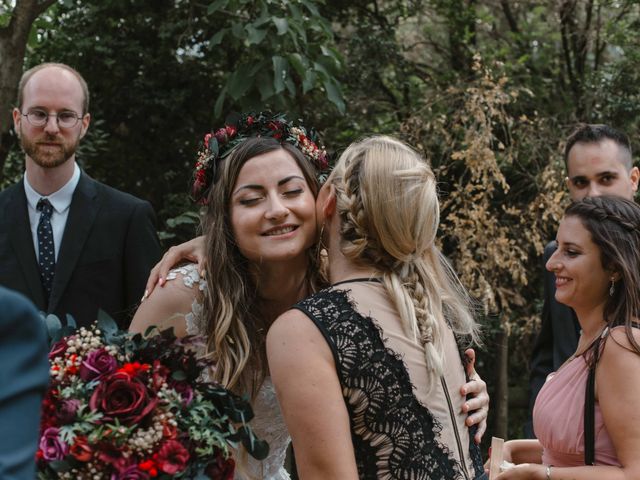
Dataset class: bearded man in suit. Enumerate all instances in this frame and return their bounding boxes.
[0,63,161,328]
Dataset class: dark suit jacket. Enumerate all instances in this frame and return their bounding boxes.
[0,286,49,480]
[0,172,161,329]
[525,241,580,438]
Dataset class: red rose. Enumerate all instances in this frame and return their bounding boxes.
[80,348,118,381]
[49,338,69,360]
[89,372,157,426]
[205,455,235,480]
[246,115,254,125]
[70,436,93,462]
[156,440,190,475]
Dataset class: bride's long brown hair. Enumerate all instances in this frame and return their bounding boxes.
[200,137,322,398]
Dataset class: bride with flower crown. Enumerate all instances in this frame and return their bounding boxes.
[130,112,489,479]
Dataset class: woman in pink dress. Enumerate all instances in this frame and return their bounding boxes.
[496,195,640,480]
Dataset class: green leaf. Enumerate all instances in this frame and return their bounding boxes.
[272,17,288,35]
[287,53,306,77]
[231,21,245,40]
[210,29,227,46]
[302,70,317,94]
[301,0,320,17]
[44,314,63,343]
[214,87,227,121]
[172,370,187,381]
[323,80,345,113]
[96,310,118,337]
[207,0,229,15]
[272,56,289,94]
[246,25,267,45]
[257,72,275,100]
[227,65,254,100]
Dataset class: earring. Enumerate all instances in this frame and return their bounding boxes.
[315,222,327,260]
[609,278,615,297]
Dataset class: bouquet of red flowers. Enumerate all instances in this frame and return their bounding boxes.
[38,314,267,479]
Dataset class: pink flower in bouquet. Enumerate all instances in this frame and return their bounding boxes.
[80,347,118,381]
[39,427,69,461]
[157,440,190,475]
[89,371,157,425]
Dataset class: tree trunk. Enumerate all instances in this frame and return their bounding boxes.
[493,327,509,439]
[0,0,56,177]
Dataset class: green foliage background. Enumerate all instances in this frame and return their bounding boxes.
[5,0,640,447]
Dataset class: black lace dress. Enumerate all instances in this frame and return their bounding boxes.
[293,285,486,480]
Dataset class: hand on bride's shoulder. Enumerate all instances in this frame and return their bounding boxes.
[143,236,207,296]
[130,265,203,337]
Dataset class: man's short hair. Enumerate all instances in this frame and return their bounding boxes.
[564,123,633,171]
[16,62,90,114]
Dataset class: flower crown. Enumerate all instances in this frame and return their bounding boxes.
[191,112,329,203]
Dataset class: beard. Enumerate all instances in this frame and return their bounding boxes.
[19,129,80,169]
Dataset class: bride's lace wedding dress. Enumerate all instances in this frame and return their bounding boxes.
[166,264,291,480]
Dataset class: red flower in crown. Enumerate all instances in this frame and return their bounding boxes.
[191,112,330,204]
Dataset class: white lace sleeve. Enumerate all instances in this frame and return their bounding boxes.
[164,264,205,336]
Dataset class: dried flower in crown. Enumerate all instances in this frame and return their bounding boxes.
[191,111,330,203]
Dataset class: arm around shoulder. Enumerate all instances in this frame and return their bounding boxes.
[267,309,358,480]
[129,270,199,338]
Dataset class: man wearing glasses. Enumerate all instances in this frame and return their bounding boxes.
[0,63,160,328]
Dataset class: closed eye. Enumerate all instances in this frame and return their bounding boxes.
[283,188,303,197]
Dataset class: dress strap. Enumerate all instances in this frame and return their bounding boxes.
[331,277,382,288]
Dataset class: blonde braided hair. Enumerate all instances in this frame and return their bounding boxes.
[331,136,479,385]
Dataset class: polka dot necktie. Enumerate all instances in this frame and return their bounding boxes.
[37,198,56,297]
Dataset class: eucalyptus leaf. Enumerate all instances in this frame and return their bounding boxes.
[272,17,288,35]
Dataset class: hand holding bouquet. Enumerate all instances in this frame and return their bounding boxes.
[38,314,267,479]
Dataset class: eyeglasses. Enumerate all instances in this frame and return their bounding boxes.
[21,109,83,129]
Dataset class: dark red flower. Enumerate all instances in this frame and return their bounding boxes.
[170,380,194,406]
[214,128,228,144]
[58,399,81,423]
[246,115,254,126]
[204,133,212,148]
[49,338,69,360]
[89,372,157,426]
[80,348,118,381]
[70,436,93,462]
[151,360,170,391]
[156,440,190,475]
[111,465,150,480]
[225,125,237,138]
[205,454,235,480]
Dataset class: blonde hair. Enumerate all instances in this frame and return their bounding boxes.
[200,137,322,398]
[330,135,479,384]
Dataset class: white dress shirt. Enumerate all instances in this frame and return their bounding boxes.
[24,163,81,261]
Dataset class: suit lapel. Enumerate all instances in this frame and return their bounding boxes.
[7,183,46,309]
[48,173,99,313]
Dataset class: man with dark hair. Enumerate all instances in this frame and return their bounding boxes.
[0,63,161,328]
[526,123,639,437]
